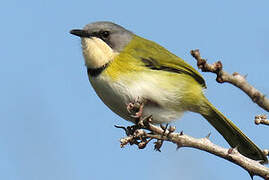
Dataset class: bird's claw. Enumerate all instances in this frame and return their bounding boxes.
[127,103,135,113]
[126,98,145,125]
[130,105,143,119]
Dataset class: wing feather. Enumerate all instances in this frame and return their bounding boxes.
[128,35,206,87]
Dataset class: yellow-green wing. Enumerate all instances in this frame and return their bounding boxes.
[127,35,206,87]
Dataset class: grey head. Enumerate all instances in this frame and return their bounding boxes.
[70,21,133,52]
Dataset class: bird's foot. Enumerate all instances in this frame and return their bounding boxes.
[126,97,145,126]
[131,103,144,119]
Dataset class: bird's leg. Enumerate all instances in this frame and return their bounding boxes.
[126,103,135,113]
[126,97,146,127]
[127,97,143,115]
[131,103,144,119]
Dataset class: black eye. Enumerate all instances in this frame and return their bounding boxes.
[100,31,110,38]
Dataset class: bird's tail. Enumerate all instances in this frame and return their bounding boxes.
[200,97,267,163]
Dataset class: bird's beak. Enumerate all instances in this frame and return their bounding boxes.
[70,29,90,38]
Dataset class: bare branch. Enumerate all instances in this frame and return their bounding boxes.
[118,123,269,179]
[190,49,269,112]
[255,115,269,126]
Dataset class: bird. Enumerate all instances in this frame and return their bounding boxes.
[70,21,267,163]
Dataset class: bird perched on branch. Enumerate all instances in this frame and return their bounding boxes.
[70,21,267,163]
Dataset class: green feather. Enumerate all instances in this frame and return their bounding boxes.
[127,35,206,87]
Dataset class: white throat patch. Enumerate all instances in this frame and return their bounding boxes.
[81,37,118,68]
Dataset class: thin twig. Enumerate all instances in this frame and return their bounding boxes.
[118,123,269,179]
[190,49,269,112]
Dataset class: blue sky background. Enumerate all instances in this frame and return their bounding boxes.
[1,0,269,179]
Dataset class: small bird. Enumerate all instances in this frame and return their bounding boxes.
[70,21,267,163]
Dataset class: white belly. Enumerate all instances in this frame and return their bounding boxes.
[89,73,184,124]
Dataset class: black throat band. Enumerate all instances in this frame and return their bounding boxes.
[87,63,109,77]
